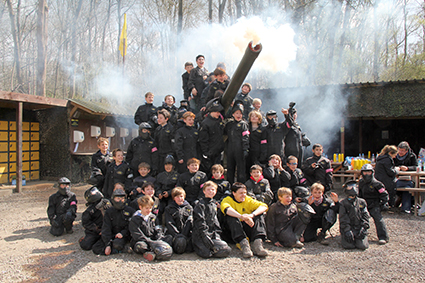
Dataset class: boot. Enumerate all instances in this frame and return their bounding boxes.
[251,239,268,257]
[291,241,304,249]
[317,232,329,246]
[238,238,253,258]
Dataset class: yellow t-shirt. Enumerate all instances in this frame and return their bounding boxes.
[221,195,268,215]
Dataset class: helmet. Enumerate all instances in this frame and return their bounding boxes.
[266,110,278,126]
[206,98,224,113]
[164,155,175,166]
[343,180,359,197]
[173,235,187,254]
[58,177,71,195]
[324,209,337,225]
[294,186,310,199]
[360,164,374,182]
[139,122,152,130]
[111,188,126,210]
[150,240,173,260]
[296,202,316,224]
[232,100,244,114]
[58,177,71,185]
[84,186,103,204]
[360,164,374,173]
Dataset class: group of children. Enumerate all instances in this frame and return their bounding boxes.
[47,152,390,261]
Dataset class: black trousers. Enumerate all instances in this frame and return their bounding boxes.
[79,231,101,250]
[275,215,306,247]
[222,214,267,244]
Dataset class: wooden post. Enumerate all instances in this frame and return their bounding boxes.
[16,102,23,193]
[359,118,363,154]
[341,118,345,155]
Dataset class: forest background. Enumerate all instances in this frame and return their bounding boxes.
[2,0,424,104]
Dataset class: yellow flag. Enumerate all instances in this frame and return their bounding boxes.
[119,13,127,57]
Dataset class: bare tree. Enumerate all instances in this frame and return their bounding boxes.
[36,0,48,96]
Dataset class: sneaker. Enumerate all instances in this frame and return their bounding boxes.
[378,239,387,245]
[238,238,253,258]
[251,239,268,257]
[143,252,156,261]
[292,241,304,249]
[401,210,411,214]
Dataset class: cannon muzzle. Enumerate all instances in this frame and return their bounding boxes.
[220,41,262,113]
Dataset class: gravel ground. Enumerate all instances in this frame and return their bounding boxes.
[1,183,425,283]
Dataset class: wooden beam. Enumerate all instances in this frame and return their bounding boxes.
[16,102,23,193]
[0,91,67,107]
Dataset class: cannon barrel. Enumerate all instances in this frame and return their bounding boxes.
[220,41,262,113]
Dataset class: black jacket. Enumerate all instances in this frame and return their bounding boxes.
[224,119,249,153]
[248,124,266,166]
[155,170,179,197]
[192,197,222,250]
[153,123,175,156]
[245,177,273,205]
[211,177,231,201]
[82,203,103,234]
[188,66,208,100]
[101,205,135,246]
[284,167,308,189]
[234,92,254,120]
[134,103,158,127]
[182,71,191,100]
[47,191,77,224]
[359,177,389,208]
[339,197,369,234]
[199,114,225,158]
[129,212,164,247]
[174,125,200,162]
[302,155,333,192]
[393,149,417,171]
[261,123,289,162]
[91,150,112,175]
[103,161,133,199]
[375,154,398,194]
[164,200,193,238]
[176,171,208,205]
[263,166,291,194]
[126,136,159,174]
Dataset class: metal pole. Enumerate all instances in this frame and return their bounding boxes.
[16,101,23,193]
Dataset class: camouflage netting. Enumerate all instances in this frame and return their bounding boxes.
[71,155,91,183]
[345,81,425,118]
[36,108,71,181]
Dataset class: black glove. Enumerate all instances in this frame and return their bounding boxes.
[51,217,61,227]
[64,211,73,222]
[381,202,389,211]
[345,231,355,243]
[357,227,367,239]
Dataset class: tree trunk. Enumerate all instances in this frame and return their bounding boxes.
[70,0,84,98]
[235,0,242,18]
[5,0,24,93]
[36,0,48,96]
[372,2,379,81]
[208,0,212,24]
[219,0,227,24]
[178,0,183,33]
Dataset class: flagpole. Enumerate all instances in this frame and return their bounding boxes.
[123,38,125,76]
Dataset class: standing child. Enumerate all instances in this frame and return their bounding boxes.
[164,187,194,254]
[339,181,370,250]
[154,109,175,172]
[358,164,389,245]
[134,92,158,129]
[266,187,311,248]
[156,155,180,223]
[302,144,333,192]
[174,111,200,173]
[92,187,135,255]
[192,181,231,258]
[88,137,111,188]
[303,183,339,245]
[182,62,194,101]
[224,102,250,183]
[79,187,111,250]
[129,195,173,261]
[47,177,77,236]
[245,165,274,206]
[103,148,133,199]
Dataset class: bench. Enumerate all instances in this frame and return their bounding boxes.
[396,188,425,216]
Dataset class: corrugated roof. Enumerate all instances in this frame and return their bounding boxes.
[69,98,136,117]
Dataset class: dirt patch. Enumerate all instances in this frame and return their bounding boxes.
[0,184,424,282]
